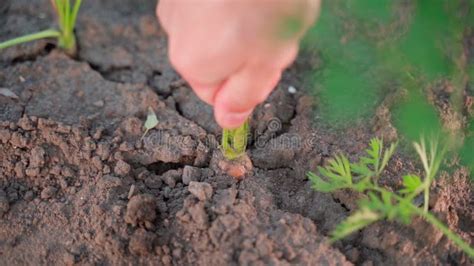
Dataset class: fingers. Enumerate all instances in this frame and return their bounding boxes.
[213,44,298,128]
[213,65,282,128]
[161,1,247,87]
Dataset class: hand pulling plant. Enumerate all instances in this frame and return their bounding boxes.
[221,120,249,160]
[308,138,474,258]
[0,0,82,56]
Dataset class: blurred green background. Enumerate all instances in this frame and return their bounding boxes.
[302,0,474,176]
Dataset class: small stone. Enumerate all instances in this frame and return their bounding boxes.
[96,143,110,160]
[172,248,182,258]
[182,166,201,185]
[125,194,157,226]
[161,169,182,188]
[8,192,18,202]
[212,186,237,214]
[41,186,57,200]
[63,252,76,266]
[0,129,11,144]
[24,191,34,201]
[61,166,75,177]
[93,100,104,107]
[14,162,25,178]
[162,255,172,265]
[56,123,71,134]
[188,181,213,201]
[10,132,28,148]
[91,156,103,170]
[144,174,163,189]
[29,146,46,168]
[114,160,131,176]
[288,85,297,94]
[49,165,62,176]
[119,142,134,151]
[97,175,122,190]
[345,246,360,263]
[92,127,104,140]
[128,184,136,199]
[103,165,111,174]
[59,178,69,189]
[162,245,170,254]
[17,116,34,130]
[25,167,40,177]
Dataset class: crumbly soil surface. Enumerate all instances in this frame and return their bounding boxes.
[0,1,472,265]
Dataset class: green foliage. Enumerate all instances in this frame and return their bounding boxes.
[221,120,249,160]
[302,0,473,175]
[399,175,422,195]
[0,0,82,56]
[308,138,474,257]
[309,138,397,193]
[331,207,380,241]
[309,155,352,192]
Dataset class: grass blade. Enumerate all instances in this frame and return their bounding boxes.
[70,0,82,32]
[0,29,60,50]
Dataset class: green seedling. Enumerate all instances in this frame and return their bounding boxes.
[141,107,158,141]
[308,138,474,258]
[221,120,249,160]
[0,0,82,56]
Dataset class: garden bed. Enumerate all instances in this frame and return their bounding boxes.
[0,0,472,265]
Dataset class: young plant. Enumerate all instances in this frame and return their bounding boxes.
[141,107,159,141]
[0,0,82,56]
[308,138,474,258]
[221,120,249,160]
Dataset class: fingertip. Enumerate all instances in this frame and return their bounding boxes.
[215,108,252,129]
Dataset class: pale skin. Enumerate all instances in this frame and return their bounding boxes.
[157,0,321,128]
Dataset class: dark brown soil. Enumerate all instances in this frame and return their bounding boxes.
[0,1,472,265]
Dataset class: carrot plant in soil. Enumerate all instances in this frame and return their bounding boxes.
[308,138,474,258]
[218,121,253,179]
[0,0,82,56]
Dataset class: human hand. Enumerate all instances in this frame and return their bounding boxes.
[157,0,320,128]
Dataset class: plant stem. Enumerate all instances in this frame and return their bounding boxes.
[221,120,249,160]
[372,185,474,258]
[58,32,76,56]
[412,206,474,258]
[0,29,60,50]
[423,182,429,213]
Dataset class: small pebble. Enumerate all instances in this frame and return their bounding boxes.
[24,191,34,201]
[41,186,57,200]
[188,181,213,201]
[288,85,297,94]
[128,184,136,199]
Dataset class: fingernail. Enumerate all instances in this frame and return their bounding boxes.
[217,110,251,129]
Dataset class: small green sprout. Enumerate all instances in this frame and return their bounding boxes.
[141,107,158,141]
[0,0,82,56]
[308,138,474,258]
[221,120,249,160]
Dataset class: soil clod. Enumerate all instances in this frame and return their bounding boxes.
[125,194,157,226]
[188,181,213,201]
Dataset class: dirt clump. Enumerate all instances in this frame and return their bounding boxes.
[188,181,213,201]
[125,194,157,227]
